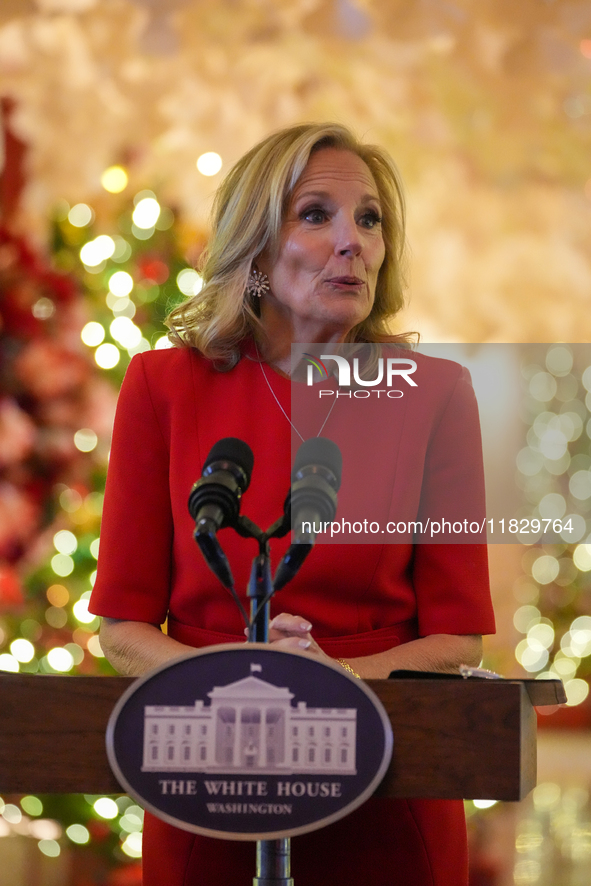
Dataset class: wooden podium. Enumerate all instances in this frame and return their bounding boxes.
[0,672,565,800]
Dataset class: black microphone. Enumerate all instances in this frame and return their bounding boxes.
[188,438,254,588]
[273,437,342,591]
[189,438,254,533]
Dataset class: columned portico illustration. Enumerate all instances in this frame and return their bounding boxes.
[142,669,357,775]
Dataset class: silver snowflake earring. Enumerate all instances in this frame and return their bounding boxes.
[247,268,270,298]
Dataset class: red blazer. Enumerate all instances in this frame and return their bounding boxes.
[90,346,495,886]
[90,346,494,650]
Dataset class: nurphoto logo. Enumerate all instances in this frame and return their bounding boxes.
[305,353,418,399]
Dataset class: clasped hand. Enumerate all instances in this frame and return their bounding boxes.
[245,612,331,662]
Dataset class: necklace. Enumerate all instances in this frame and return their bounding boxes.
[255,342,337,442]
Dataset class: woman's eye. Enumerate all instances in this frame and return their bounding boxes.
[359,211,382,229]
[302,208,326,224]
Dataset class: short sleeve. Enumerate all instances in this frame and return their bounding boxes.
[413,366,495,636]
[89,354,173,624]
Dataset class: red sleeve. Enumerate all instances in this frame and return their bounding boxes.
[89,354,173,624]
[412,365,495,636]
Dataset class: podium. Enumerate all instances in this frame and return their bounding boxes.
[0,672,565,800]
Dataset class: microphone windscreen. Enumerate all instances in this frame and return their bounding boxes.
[292,437,342,488]
[203,437,254,490]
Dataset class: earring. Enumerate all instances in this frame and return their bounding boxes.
[247,268,270,298]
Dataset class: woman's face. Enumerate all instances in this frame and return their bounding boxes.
[258,147,386,342]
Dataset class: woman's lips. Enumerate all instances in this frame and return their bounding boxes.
[326,276,364,287]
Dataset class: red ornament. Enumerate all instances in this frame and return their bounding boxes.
[0,564,24,609]
[137,256,169,285]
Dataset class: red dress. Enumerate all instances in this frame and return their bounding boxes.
[90,346,495,886]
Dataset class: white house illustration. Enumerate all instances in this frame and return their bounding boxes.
[142,666,357,775]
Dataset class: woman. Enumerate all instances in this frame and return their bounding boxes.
[90,122,495,885]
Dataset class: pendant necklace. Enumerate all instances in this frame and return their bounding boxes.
[255,342,337,442]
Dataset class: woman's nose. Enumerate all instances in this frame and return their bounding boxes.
[335,216,362,256]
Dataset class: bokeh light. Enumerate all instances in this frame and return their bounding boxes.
[80,235,116,267]
[529,372,557,402]
[74,428,98,452]
[530,555,559,585]
[68,203,94,227]
[3,804,22,823]
[86,635,104,657]
[0,654,19,673]
[196,152,222,176]
[66,823,90,844]
[121,830,143,857]
[73,596,96,625]
[53,529,77,555]
[29,819,62,840]
[564,678,590,706]
[94,797,118,819]
[546,346,573,376]
[45,606,68,629]
[112,237,132,263]
[81,321,105,347]
[514,605,541,633]
[38,839,61,857]
[46,647,75,672]
[532,782,561,812]
[94,343,120,369]
[132,197,160,229]
[177,268,203,296]
[21,796,43,816]
[109,270,134,297]
[101,165,128,193]
[51,553,74,577]
[110,316,142,349]
[573,544,591,571]
[10,638,35,663]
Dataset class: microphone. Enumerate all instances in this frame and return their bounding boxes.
[189,438,254,533]
[188,438,254,588]
[273,437,342,591]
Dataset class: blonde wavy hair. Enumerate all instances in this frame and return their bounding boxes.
[166,122,408,365]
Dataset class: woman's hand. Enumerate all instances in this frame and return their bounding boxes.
[257,612,333,663]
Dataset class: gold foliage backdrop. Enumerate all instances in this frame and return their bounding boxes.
[1,0,590,341]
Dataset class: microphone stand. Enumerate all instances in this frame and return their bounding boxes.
[192,437,340,885]
[236,516,295,886]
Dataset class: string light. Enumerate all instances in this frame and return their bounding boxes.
[73,596,96,625]
[514,345,591,704]
[68,203,94,227]
[0,654,19,673]
[101,165,128,193]
[121,831,142,857]
[108,270,134,297]
[38,840,61,857]
[10,639,35,663]
[80,235,116,267]
[74,428,98,452]
[132,197,160,229]
[46,647,75,672]
[66,823,90,843]
[177,268,203,296]
[110,316,142,349]
[81,321,105,347]
[53,530,77,555]
[20,796,43,816]
[94,798,118,819]
[94,343,120,369]
[51,553,74,577]
[196,152,222,176]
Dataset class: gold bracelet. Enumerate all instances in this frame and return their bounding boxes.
[336,658,361,679]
